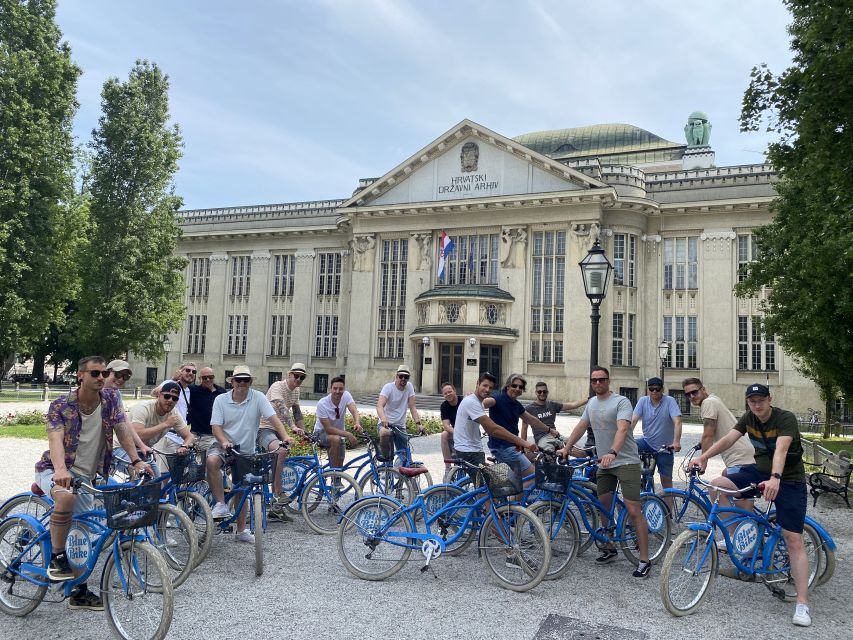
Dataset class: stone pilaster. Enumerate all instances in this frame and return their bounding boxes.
[204,253,229,366]
[291,249,316,364]
[246,250,271,368]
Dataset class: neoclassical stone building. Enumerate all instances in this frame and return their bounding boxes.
[130,115,822,414]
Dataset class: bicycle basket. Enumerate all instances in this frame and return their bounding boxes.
[166,449,207,485]
[534,460,573,494]
[232,451,275,485]
[101,482,160,530]
[479,463,522,499]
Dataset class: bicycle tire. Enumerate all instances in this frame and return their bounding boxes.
[478,504,551,592]
[147,503,197,589]
[660,529,718,616]
[359,466,416,505]
[619,494,671,564]
[174,490,214,567]
[529,500,580,580]
[421,484,477,556]
[280,459,312,514]
[0,516,48,616]
[761,522,821,602]
[566,488,599,555]
[337,496,413,581]
[252,493,264,576]
[0,494,52,521]
[301,471,362,535]
[816,539,837,587]
[660,489,709,536]
[101,540,173,640]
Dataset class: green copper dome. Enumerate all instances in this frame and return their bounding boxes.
[513,123,683,159]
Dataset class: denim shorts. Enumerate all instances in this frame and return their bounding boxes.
[490,446,533,478]
[725,466,807,533]
[636,438,674,479]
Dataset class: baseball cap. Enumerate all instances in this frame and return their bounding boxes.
[745,383,770,398]
[647,377,663,387]
[107,360,132,375]
[161,381,181,395]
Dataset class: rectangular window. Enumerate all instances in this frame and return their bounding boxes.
[230,256,251,298]
[737,315,776,370]
[612,313,636,366]
[612,233,636,287]
[376,239,409,358]
[663,237,698,290]
[226,315,248,355]
[189,257,210,299]
[663,314,697,369]
[272,254,295,297]
[737,234,758,283]
[146,367,158,386]
[185,315,207,355]
[439,232,500,285]
[530,230,566,363]
[314,315,338,358]
[317,252,342,296]
[269,315,292,357]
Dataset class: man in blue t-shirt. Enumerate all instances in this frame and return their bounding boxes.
[630,377,682,497]
[483,373,551,487]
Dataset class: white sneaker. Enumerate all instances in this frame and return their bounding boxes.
[211,502,232,519]
[792,603,811,627]
[235,530,254,543]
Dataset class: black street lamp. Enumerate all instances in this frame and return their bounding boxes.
[579,238,613,391]
[658,340,670,385]
[162,335,172,381]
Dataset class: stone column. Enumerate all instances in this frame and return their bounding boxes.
[246,250,271,370]
[291,249,316,364]
[204,253,229,367]
[345,234,378,393]
[499,225,529,378]
[699,230,737,384]
[410,232,433,392]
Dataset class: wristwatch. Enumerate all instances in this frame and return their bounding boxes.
[607,449,618,456]
[130,459,142,467]
[771,472,782,480]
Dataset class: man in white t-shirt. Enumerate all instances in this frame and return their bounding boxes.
[453,372,537,466]
[681,377,756,475]
[376,364,425,461]
[315,376,363,468]
[207,366,293,542]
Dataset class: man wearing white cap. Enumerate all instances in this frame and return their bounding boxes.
[104,360,151,460]
[207,365,293,542]
[261,363,307,516]
[376,364,425,462]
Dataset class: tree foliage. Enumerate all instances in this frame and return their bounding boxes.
[0,0,85,360]
[74,60,186,360]
[738,0,853,404]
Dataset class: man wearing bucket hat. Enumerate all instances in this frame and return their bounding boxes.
[207,366,293,542]
[695,384,811,626]
[261,363,307,517]
[104,359,152,460]
[376,364,425,462]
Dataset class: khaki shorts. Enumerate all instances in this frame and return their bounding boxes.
[596,463,642,502]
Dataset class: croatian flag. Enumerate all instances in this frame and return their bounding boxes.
[437,231,455,282]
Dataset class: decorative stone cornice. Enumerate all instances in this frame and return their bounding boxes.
[209,253,229,262]
[700,229,737,252]
[251,250,271,261]
[295,249,316,263]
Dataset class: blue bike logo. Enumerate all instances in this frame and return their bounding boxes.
[732,520,759,556]
[65,524,92,569]
[644,500,666,533]
[357,506,391,531]
[281,464,305,493]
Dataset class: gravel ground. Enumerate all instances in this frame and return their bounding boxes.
[1,402,850,639]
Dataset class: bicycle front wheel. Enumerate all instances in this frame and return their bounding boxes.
[0,494,52,521]
[0,516,47,616]
[660,529,717,616]
[661,489,709,536]
[620,494,671,563]
[146,503,197,589]
[359,466,416,505]
[252,493,264,576]
[301,471,362,534]
[101,540,174,640]
[174,490,214,567]
[337,496,412,581]
[479,504,551,592]
[529,500,580,580]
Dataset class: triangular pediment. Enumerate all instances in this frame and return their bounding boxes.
[342,119,607,209]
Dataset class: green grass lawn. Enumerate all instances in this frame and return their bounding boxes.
[0,424,47,439]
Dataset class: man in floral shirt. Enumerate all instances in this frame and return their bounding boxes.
[34,356,152,610]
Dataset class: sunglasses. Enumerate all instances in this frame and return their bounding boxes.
[590,377,609,383]
[685,389,702,398]
[397,374,410,380]
[536,389,548,394]
[183,368,197,375]
[648,387,662,392]
[291,373,306,381]
[201,375,214,381]
[86,370,110,378]
[232,377,252,384]
[162,394,180,402]
[510,383,526,390]
[112,371,131,381]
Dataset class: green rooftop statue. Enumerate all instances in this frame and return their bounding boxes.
[684,111,711,147]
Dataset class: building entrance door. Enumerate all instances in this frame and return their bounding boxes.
[439,343,463,393]
[479,344,502,385]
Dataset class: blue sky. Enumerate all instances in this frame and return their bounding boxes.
[56,0,794,210]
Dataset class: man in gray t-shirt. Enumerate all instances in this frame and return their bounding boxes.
[558,366,651,578]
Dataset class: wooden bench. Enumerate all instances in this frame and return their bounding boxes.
[808,450,852,508]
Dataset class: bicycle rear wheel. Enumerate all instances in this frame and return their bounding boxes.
[442,465,472,488]
[0,516,47,616]
[421,484,477,556]
[101,540,173,640]
[174,490,214,567]
[337,496,412,580]
[359,467,415,505]
[146,503,197,589]
[620,494,671,563]
[0,494,52,521]
[660,529,717,616]
[529,500,580,580]
[761,522,821,602]
[252,493,264,576]
[301,471,362,534]
[479,504,550,592]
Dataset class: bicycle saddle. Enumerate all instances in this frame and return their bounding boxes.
[399,466,429,477]
[31,482,45,496]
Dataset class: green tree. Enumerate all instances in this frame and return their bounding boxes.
[0,0,84,378]
[75,60,186,360]
[738,1,853,414]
